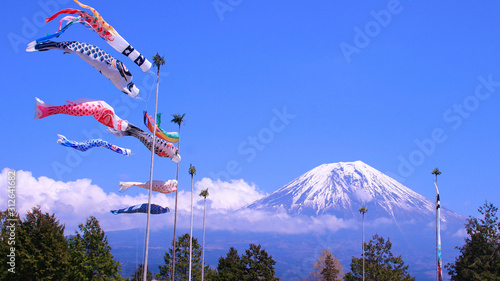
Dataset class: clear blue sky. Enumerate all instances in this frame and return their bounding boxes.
[1,0,499,229]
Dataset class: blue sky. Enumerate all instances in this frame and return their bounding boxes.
[1,0,500,235]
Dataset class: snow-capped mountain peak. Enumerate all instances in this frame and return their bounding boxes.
[247,161,461,223]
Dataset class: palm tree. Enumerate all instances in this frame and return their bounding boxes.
[171,113,185,281]
[188,164,197,281]
[432,168,441,182]
[199,188,209,281]
[432,168,443,281]
[359,206,368,281]
[143,53,165,281]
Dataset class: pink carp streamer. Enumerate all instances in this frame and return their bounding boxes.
[35,98,128,131]
[119,180,178,194]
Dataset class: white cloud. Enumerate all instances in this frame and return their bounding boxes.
[453,228,467,238]
[193,178,266,211]
[0,168,178,234]
[0,169,357,235]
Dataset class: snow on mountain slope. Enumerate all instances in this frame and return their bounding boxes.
[247,161,463,223]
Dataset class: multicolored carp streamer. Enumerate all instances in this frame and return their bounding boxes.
[108,124,181,163]
[119,180,178,194]
[35,16,81,42]
[26,40,138,98]
[57,134,131,156]
[43,0,152,72]
[35,98,129,131]
[144,111,179,143]
[110,203,169,215]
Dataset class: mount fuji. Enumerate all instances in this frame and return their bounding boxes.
[243,161,466,280]
[247,160,463,225]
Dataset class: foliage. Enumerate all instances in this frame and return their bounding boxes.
[158,233,203,281]
[208,244,278,281]
[0,209,21,280]
[432,168,442,181]
[300,249,343,281]
[242,244,279,280]
[199,188,209,198]
[446,202,500,280]
[152,53,165,69]
[189,164,197,176]
[1,207,126,281]
[213,247,246,281]
[132,263,153,281]
[9,206,71,280]
[171,113,186,127]
[321,254,339,281]
[68,216,123,280]
[344,234,415,281]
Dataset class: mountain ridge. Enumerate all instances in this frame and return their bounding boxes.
[247,160,464,224]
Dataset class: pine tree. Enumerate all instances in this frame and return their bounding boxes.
[300,249,343,281]
[132,263,153,281]
[216,247,246,280]
[68,216,123,280]
[158,233,203,281]
[0,209,21,280]
[241,244,279,281]
[344,234,415,281]
[15,206,71,280]
[446,202,500,280]
[321,254,340,281]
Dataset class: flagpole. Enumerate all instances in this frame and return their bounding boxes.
[143,58,162,281]
[434,180,443,281]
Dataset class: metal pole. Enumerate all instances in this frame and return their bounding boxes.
[188,170,194,281]
[362,212,365,281]
[143,66,160,281]
[172,131,181,281]
[201,196,206,281]
[434,181,443,281]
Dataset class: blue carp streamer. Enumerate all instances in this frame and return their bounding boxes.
[110,203,170,215]
[57,134,131,156]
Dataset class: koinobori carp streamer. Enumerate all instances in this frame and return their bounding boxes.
[27,40,139,98]
[110,203,170,215]
[57,134,131,156]
[35,98,129,131]
[108,124,181,163]
[144,111,179,143]
[119,180,178,194]
[43,0,152,72]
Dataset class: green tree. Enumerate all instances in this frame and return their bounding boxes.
[446,202,500,280]
[241,244,279,281]
[16,206,71,280]
[68,216,123,280]
[431,168,442,182]
[300,249,343,281]
[344,234,415,281]
[215,247,246,280]
[0,209,21,280]
[132,263,153,281]
[321,254,339,281]
[158,233,202,281]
